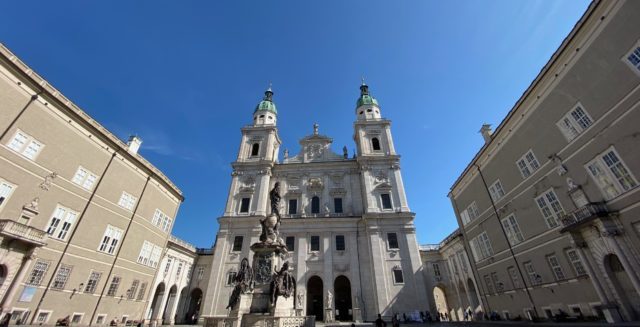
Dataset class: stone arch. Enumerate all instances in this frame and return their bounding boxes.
[371,137,381,151]
[307,276,323,321]
[466,278,480,311]
[176,287,189,324]
[603,253,639,320]
[162,285,178,324]
[149,282,166,320]
[334,275,352,321]
[433,284,449,320]
[251,143,260,156]
[186,288,203,324]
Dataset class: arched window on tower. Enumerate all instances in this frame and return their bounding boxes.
[311,196,320,214]
[371,137,381,151]
[251,143,260,157]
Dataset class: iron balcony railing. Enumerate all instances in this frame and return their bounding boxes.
[560,202,610,230]
[0,219,47,246]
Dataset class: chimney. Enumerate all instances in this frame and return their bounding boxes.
[126,135,142,154]
[480,124,493,143]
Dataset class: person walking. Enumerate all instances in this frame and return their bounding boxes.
[375,314,387,327]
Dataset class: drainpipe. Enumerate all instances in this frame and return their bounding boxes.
[472,164,539,319]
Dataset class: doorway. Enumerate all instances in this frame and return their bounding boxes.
[306,276,323,321]
[334,276,352,321]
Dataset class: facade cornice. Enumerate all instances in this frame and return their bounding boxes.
[0,43,184,201]
[353,119,392,127]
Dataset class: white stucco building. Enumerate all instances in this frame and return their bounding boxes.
[201,83,429,322]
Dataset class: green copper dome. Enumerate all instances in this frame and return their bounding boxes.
[254,88,277,114]
[356,83,379,108]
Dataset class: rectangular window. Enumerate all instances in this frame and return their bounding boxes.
[380,193,392,209]
[457,251,468,271]
[232,236,244,252]
[335,235,345,251]
[151,209,172,233]
[288,199,297,215]
[72,314,83,324]
[547,255,566,281]
[484,275,494,294]
[96,315,106,325]
[118,192,137,211]
[557,104,593,141]
[586,147,638,200]
[501,214,524,245]
[137,282,147,300]
[227,272,237,285]
[516,150,540,178]
[52,264,73,290]
[106,276,121,296]
[433,263,441,277]
[489,180,505,202]
[46,205,78,241]
[27,260,50,286]
[84,271,102,294]
[469,232,494,262]
[7,130,44,160]
[508,266,521,289]
[387,232,399,249]
[285,236,295,251]
[197,266,205,280]
[239,198,251,213]
[523,262,540,285]
[176,262,183,276]
[535,189,564,229]
[128,280,139,299]
[0,179,15,210]
[72,166,98,190]
[465,202,480,221]
[98,225,123,255]
[137,241,162,267]
[36,312,50,324]
[334,198,343,213]
[565,249,587,276]
[310,236,320,252]
[624,42,640,74]
[164,257,173,275]
[491,272,502,292]
[393,268,404,284]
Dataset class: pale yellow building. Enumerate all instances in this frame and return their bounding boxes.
[448,0,640,323]
[0,43,183,325]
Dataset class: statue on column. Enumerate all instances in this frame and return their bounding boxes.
[259,183,283,244]
[226,258,254,310]
[269,261,295,305]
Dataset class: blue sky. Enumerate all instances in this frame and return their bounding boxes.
[1,0,590,247]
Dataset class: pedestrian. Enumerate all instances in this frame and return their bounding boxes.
[391,314,399,327]
[375,314,386,327]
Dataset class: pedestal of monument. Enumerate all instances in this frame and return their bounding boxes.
[204,241,312,327]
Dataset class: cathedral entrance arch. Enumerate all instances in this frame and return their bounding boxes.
[0,265,7,289]
[307,276,323,321]
[334,275,352,321]
[433,285,449,320]
[149,283,166,320]
[604,254,640,320]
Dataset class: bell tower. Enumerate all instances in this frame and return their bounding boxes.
[224,86,281,217]
[353,81,409,213]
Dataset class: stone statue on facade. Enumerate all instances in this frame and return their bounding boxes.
[343,146,348,159]
[269,261,295,305]
[313,123,319,135]
[327,290,333,308]
[226,258,254,310]
[297,291,304,309]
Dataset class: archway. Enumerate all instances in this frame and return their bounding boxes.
[604,254,639,320]
[334,275,352,321]
[433,285,449,321]
[149,283,166,320]
[467,278,480,310]
[307,276,323,321]
[187,288,203,324]
[162,285,178,324]
[176,287,189,324]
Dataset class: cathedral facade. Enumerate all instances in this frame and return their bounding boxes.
[201,84,429,322]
